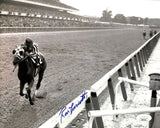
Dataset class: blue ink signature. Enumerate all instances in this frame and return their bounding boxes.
[59,91,88,123]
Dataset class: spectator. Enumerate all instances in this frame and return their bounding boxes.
[143,30,146,39]
[154,30,157,35]
[150,30,153,38]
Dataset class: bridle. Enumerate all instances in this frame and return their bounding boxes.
[12,53,29,72]
[12,46,28,72]
[14,54,28,64]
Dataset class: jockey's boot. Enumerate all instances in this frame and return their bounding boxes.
[35,57,40,67]
[36,56,42,67]
[39,57,43,65]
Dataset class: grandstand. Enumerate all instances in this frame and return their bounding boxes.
[0,0,136,33]
[0,0,100,28]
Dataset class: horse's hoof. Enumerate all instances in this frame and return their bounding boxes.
[20,93,24,96]
[30,101,34,105]
[32,94,35,101]
[25,94,28,99]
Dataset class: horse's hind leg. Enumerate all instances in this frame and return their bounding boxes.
[35,56,46,97]
[35,71,44,96]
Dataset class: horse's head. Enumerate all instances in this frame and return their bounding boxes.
[12,45,25,66]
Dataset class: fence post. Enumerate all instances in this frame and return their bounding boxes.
[150,40,154,53]
[134,55,140,77]
[89,92,104,128]
[108,78,115,109]
[145,44,150,59]
[143,47,147,64]
[148,41,152,54]
[129,59,136,80]
[137,52,143,71]
[86,98,97,128]
[125,62,134,91]
[118,69,127,101]
[140,50,145,67]
[147,41,151,57]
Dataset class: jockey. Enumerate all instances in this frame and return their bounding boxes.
[23,38,42,66]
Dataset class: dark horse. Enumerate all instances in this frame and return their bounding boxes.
[12,45,47,105]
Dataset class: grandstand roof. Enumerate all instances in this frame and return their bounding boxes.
[10,0,79,12]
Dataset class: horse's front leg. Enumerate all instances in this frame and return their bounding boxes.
[26,80,34,105]
[20,81,25,96]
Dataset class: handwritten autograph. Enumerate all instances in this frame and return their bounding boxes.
[59,91,88,123]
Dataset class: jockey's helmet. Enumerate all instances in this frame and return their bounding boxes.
[24,38,33,52]
[25,38,33,46]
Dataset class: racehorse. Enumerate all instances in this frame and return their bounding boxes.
[12,45,47,105]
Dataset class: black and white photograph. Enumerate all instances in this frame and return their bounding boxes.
[0,0,160,128]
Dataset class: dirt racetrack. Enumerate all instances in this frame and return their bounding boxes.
[0,28,148,128]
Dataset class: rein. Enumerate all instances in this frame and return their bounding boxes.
[12,55,29,72]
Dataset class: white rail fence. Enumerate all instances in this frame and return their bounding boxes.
[88,107,160,128]
[39,90,91,128]
[114,77,149,110]
[38,32,160,128]
[0,24,141,33]
[0,27,115,33]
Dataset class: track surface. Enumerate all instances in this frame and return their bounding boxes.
[0,28,147,128]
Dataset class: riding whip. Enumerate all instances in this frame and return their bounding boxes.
[13,65,17,72]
